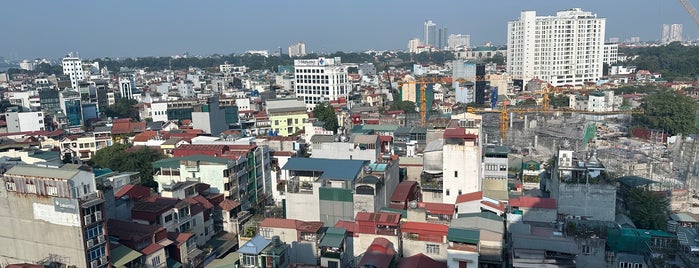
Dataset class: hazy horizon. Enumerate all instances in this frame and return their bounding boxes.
[1,0,697,60]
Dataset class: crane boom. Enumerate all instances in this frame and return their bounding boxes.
[679,0,699,26]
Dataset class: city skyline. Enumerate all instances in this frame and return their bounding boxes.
[1,0,697,60]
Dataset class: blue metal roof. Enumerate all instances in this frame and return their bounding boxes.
[237,235,271,255]
[282,158,368,181]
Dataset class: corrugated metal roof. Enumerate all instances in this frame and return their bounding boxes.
[282,158,367,181]
[447,228,480,244]
[111,245,143,267]
[319,227,346,248]
[5,165,80,180]
[237,235,271,255]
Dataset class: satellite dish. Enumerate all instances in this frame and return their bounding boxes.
[408,200,418,209]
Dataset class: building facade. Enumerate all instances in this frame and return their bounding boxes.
[0,165,109,267]
[288,42,307,57]
[62,54,84,89]
[507,8,606,86]
[294,57,350,111]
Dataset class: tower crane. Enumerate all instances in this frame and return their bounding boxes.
[397,76,441,127]
[679,0,699,27]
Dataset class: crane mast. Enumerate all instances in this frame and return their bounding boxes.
[679,0,699,26]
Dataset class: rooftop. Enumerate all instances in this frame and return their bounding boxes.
[5,165,81,180]
[282,157,368,181]
[509,196,557,209]
[237,234,271,255]
[319,227,346,248]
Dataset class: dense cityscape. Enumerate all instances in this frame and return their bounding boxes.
[2,3,699,268]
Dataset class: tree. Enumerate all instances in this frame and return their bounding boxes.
[391,100,417,114]
[105,98,139,120]
[550,95,570,108]
[91,143,164,189]
[634,90,697,135]
[626,188,669,230]
[312,103,339,134]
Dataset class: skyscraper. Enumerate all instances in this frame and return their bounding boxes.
[437,26,447,49]
[294,57,349,111]
[424,20,437,47]
[507,8,606,87]
[661,24,683,43]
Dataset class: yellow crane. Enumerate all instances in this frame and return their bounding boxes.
[397,77,441,127]
[679,0,699,27]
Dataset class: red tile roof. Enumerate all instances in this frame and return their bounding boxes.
[419,202,455,216]
[218,199,240,211]
[355,212,401,226]
[192,195,214,209]
[133,130,160,142]
[398,253,447,268]
[260,218,324,233]
[114,184,152,200]
[509,196,557,209]
[140,243,164,256]
[167,232,194,246]
[455,191,483,204]
[112,121,147,135]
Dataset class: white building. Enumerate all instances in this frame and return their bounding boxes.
[5,111,44,132]
[119,78,136,99]
[447,34,471,50]
[288,42,307,57]
[507,8,606,86]
[441,113,483,204]
[19,60,35,71]
[603,43,619,65]
[661,23,683,43]
[294,57,350,111]
[424,20,437,47]
[408,38,422,53]
[62,54,84,89]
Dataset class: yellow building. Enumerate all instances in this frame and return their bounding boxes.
[266,99,308,136]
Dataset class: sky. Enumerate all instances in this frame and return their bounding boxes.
[1,0,697,60]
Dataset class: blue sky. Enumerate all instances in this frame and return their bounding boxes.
[1,0,696,59]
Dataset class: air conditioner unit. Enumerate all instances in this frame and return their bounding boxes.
[97,234,105,244]
[84,215,92,225]
[90,260,98,268]
[86,239,94,248]
[94,211,102,221]
[99,255,108,265]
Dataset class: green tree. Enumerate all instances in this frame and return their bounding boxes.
[105,98,139,120]
[634,90,697,135]
[312,103,339,134]
[550,95,570,108]
[91,143,164,189]
[622,42,699,81]
[626,188,669,230]
[391,100,417,114]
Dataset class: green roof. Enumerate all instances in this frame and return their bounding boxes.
[30,150,61,161]
[166,258,183,268]
[111,245,143,267]
[447,228,480,244]
[152,155,232,169]
[368,163,387,172]
[205,252,239,268]
[607,228,675,253]
[358,124,399,132]
[457,212,504,222]
[485,145,508,157]
[320,227,346,248]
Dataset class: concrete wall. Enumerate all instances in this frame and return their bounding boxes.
[145,248,168,267]
[0,189,89,267]
[557,183,616,222]
[574,237,606,268]
[285,187,320,222]
[312,142,378,162]
[446,249,479,268]
[402,239,448,262]
[520,207,557,223]
[443,143,482,204]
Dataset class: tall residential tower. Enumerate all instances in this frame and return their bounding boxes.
[507,8,606,87]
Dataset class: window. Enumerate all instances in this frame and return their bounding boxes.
[426,244,440,254]
[454,171,458,177]
[6,181,16,191]
[582,244,591,255]
[151,256,161,267]
[260,228,273,238]
[328,261,339,268]
[165,214,173,223]
[445,189,450,196]
[47,186,58,196]
[243,254,257,267]
[26,183,37,194]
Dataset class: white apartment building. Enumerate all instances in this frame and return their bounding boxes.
[5,111,44,132]
[294,57,350,111]
[507,8,606,87]
[288,42,307,57]
[62,54,84,89]
[408,38,421,53]
[661,23,683,44]
[603,43,619,65]
[447,34,471,50]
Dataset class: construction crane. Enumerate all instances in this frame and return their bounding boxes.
[679,0,699,27]
[467,105,643,142]
[397,76,440,127]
